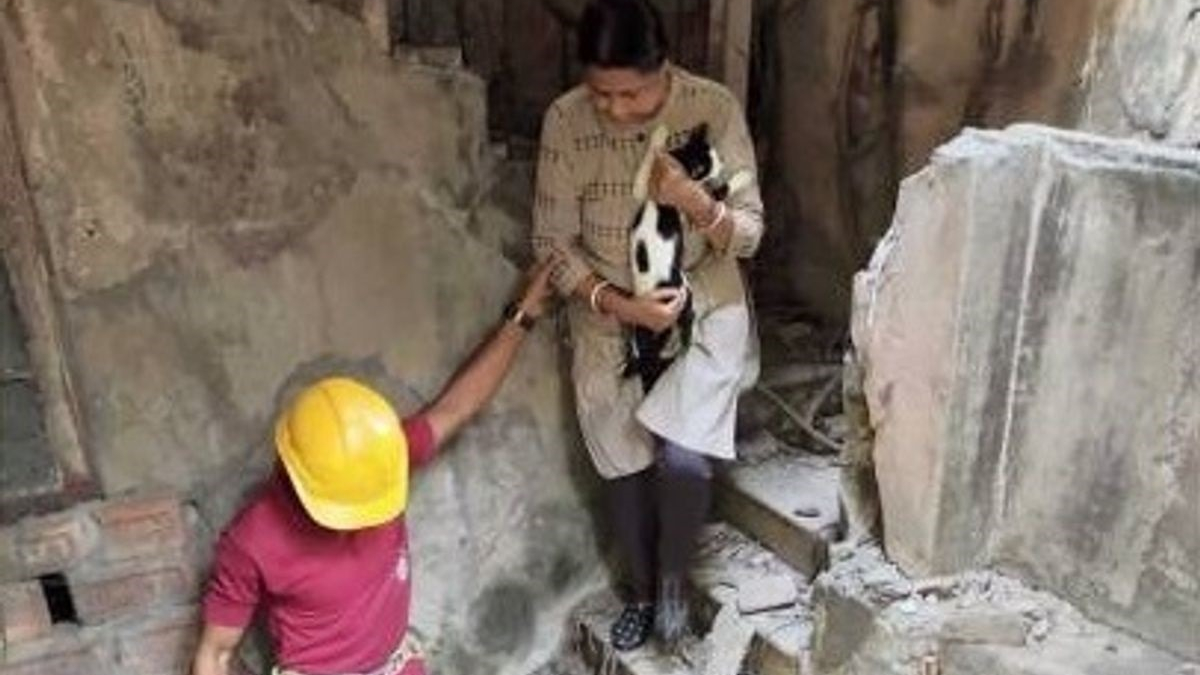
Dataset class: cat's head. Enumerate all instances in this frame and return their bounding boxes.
[670,124,726,195]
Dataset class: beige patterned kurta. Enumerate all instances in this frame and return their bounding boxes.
[532,66,764,479]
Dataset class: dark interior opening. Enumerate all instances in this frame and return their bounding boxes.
[39,572,79,624]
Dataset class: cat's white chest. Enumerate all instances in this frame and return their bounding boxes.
[630,202,679,297]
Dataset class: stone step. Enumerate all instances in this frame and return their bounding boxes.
[573,523,812,675]
[691,523,812,675]
[715,450,841,580]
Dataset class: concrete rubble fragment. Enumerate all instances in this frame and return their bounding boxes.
[702,605,755,675]
[736,575,799,615]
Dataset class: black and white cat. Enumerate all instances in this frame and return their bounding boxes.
[624,123,750,392]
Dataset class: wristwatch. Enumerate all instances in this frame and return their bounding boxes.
[503,302,536,331]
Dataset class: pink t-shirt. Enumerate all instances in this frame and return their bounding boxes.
[202,416,436,675]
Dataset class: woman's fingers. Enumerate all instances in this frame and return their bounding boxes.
[641,287,687,331]
[520,253,560,316]
[648,287,681,303]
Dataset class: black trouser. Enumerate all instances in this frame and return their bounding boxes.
[605,438,712,602]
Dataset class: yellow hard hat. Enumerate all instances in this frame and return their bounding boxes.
[274,377,408,530]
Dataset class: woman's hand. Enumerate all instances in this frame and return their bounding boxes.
[517,256,558,319]
[625,288,687,333]
[649,151,709,217]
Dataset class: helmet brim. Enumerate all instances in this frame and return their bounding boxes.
[275,418,406,530]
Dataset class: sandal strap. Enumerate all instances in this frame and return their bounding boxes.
[611,602,655,647]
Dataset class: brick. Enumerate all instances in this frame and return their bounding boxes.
[92,496,187,563]
[14,511,97,576]
[0,581,51,644]
[114,610,200,675]
[72,562,196,625]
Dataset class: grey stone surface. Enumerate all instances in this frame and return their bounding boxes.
[691,523,811,675]
[1,1,599,671]
[702,605,754,675]
[939,610,1029,647]
[941,639,1188,675]
[811,546,1196,675]
[811,545,913,672]
[852,124,1200,660]
[1080,0,1200,146]
[736,574,798,615]
[715,450,840,579]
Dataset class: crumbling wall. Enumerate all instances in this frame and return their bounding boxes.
[1079,0,1200,146]
[754,0,1200,324]
[0,1,599,673]
[852,124,1200,661]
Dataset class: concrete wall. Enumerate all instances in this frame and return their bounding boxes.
[754,0,1200,324]
[853,124,1200,660]
[1,1,600,672]
[754,0,1130,323]
[1079,0,1200,146]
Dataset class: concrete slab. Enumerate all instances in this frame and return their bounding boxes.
[942,636,1191,675]
[716,451,840,579]
[811,544,1199,675]
[692,523,812,675]
[736,575,799,615]
[702,605,755,675]
[573,591,702,675]
[853,124,1200,660]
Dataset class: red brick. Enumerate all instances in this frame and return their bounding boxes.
[14,511,97,576]
[72,562,196,625]
[92,496,187,563]
[114,610,200,675]
[0,581,51,644]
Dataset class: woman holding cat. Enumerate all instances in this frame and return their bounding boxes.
[531,0,764,652]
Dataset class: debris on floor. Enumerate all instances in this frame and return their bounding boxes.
[736,575,799,615]
[702,605,755,675]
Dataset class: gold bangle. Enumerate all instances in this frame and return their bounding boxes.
[698,201,727,233]
[589,280,612,314]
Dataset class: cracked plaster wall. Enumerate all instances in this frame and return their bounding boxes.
[0,1,600,672]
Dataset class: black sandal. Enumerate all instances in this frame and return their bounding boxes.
[610,601,655,651]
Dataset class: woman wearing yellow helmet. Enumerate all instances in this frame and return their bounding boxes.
[192,260,556,675]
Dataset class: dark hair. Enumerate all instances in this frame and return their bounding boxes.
[577,0,669,72]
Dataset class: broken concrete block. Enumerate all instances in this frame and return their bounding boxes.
[736,574,798,614]
[704,604,755,675]
[940,610,1028,647]
[853,124,1200,661]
